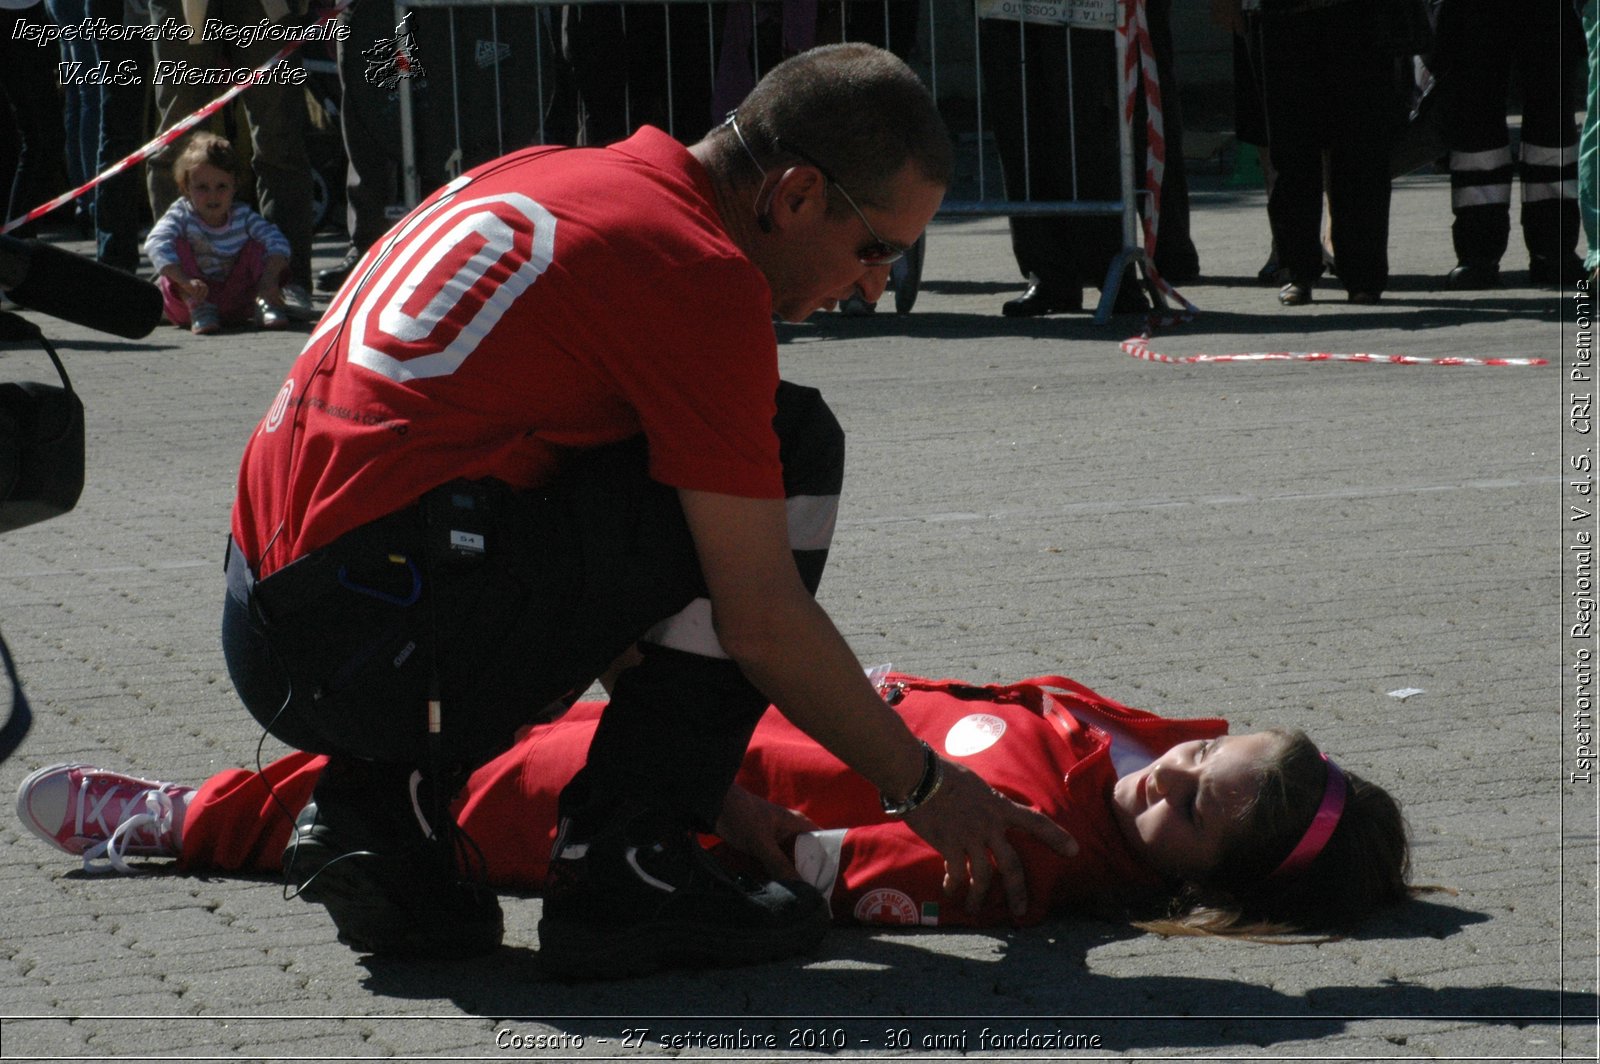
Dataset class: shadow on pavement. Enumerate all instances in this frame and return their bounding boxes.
[331,892,1597,1055]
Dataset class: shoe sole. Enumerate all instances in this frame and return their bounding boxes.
[536,909,828,980]
[285,833,503,959]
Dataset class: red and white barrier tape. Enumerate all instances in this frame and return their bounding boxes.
[1116,0,1195,324]
[1,3,347,236]
[1122,337,1547,367]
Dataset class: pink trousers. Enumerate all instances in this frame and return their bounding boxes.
[157,237,283,326]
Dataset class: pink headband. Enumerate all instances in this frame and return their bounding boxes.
[1270,755,1347,879]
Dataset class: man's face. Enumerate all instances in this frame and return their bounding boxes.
[763,161,945,323]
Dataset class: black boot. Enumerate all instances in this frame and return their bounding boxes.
[282,761,503,958]
[1529,254,1585,287]
[537,804,829,979]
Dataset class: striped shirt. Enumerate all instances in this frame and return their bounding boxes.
[144,200,291,281]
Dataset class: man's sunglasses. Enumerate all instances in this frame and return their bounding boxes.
[779,142,908,267]
[727,113,908,267]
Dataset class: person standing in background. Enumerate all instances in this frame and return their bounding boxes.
[1251,0,1400,307]
[1435,0,1584,288]
[1576,0,1597,283]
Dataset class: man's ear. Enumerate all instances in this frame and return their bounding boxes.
[769,165,828,231]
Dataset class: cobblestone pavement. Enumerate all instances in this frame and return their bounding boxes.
[0,169,1594,1061]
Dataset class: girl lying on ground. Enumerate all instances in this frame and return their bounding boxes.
[16,670,1416,937]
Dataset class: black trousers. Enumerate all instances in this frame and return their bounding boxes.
[1254,0,1398,294]
[560,3,722,147]
[223,380,844,832]
[335,0,408,251]
[1437,0,1582,269]
[979,19,1121,294]
[977,9,1196,292]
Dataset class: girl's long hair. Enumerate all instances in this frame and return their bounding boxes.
[1133,730,1423,940]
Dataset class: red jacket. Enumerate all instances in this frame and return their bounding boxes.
[180,673,1226,927]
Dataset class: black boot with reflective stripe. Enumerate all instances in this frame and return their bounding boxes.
[538,806,829,980]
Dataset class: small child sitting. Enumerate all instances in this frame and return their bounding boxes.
[144,133,294,335]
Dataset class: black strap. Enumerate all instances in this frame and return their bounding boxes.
[0,311,75,397]
[0,623,33,765]
[0,310,67,763]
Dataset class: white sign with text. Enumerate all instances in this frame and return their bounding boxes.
[976,0,1117,30]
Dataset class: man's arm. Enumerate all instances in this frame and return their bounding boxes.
[679,488,1077,917]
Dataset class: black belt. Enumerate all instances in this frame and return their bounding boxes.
[223,503,428,626]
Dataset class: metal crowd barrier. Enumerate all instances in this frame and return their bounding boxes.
[390,0,1149,321]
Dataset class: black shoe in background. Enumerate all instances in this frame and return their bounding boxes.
[1529,254,1585,287]
[537,807,830,980]
[1445,262,1502,289]
[315,245,365,293]
[1002,275,1084,318]
[1110,271,1151,314]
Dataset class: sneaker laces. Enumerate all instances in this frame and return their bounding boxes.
[79,784,175,876]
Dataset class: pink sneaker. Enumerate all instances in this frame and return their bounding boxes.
[16,763,192,874]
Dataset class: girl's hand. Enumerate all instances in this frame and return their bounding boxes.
[179,277,208,305]
[713,784,820,881]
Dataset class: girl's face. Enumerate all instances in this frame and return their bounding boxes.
[184,161,235,227]
[1112,732,1283,880]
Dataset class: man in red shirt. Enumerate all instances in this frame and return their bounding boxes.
[221,43,1075,978]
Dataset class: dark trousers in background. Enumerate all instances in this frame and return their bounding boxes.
[1136,0,1197,280]
[1255,0,1397,296]
[93,0,150,272]
[0,7,70,237]
[979,18,1122,296]
[978,11,1197,294]
[561,3,721,146]
[1437,0,1582,271]
[335,0,407,252]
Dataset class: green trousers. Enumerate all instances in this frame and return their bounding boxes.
[1584,0,1599,270]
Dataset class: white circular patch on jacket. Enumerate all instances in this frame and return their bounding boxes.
[944,713,1007,757]
[854,888,919,925]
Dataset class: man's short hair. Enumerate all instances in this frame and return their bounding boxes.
[718,43,953,212]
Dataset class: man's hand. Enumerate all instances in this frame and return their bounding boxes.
[905,758,1078,918]
[677,487,1076,915]
[714,783,821,881]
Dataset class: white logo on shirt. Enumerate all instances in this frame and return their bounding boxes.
[307,185,557,384]
[263,378,294,433]
[944,713,1007,757]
